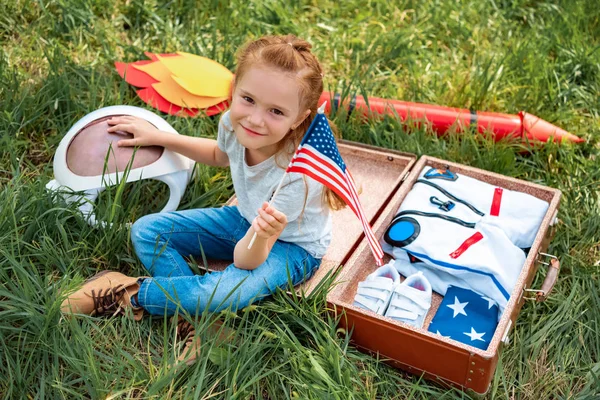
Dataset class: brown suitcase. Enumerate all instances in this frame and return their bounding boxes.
[326,154,561,395]
[207,141,561,395]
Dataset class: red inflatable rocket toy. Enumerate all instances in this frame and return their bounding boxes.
[319,92,583,144]
[115,53,583,144]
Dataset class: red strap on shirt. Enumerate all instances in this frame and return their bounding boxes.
[449,232,484,259]
[490,188,503,216]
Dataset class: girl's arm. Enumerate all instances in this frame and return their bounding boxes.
[107,116,229,167]
[233,202,288,270]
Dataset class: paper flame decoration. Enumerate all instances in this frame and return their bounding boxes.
[115,52,232,117]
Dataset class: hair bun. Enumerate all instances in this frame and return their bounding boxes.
[292,42,311,52]
[282,34,311,52]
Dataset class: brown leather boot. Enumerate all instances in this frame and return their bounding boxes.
[61,271,145,321]
[175,316,201,366]
[175,317,235,366]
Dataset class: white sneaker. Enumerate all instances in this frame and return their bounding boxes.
[353,263,400,315]
[384,271,432,328]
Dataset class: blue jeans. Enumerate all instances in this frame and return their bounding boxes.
[130,206,321,315]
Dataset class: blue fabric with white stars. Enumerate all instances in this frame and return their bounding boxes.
[428,285,499,350]
[300,113,346,172]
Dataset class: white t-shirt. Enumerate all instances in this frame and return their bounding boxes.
[217,111,332,258]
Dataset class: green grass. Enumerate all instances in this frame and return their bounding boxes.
[1,0,599,398]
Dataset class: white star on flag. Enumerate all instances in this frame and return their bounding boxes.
[447,296,468,318]
[436,330,451,339]
[480,296,496,309]
[463,327,486,342]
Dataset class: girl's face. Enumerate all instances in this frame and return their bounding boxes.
[229,66,310,165]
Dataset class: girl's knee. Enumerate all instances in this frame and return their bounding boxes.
[131,214,162,247]
[206,278,263,312]
[210,291,256,312]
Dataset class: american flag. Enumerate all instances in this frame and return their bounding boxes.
[285,105,384,266]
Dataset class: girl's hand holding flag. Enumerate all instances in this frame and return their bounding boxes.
[252,202,288,240]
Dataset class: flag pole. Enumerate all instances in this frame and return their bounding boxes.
[247,102,327,250]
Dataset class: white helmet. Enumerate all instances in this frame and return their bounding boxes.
[46,105,194,226]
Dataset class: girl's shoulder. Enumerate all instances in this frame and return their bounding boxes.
[217,111,237,153]
[219,110,234,132]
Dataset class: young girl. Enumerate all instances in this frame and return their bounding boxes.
[61,35,344,335]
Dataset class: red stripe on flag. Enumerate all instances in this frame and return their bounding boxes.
[290,151,348,193]
[345,178,375,244]
[295,146,344,172]
[344,174,376,247]
[344,172,384,262]
[287,162,352,204]
[287,162,359,214]
[294,147,345,177]
[287,147,362,216]
[287,165,359,216]
[490,188,503,216]
[449,232,484,259]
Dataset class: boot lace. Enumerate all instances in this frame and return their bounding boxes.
[89,286,127,317]
[175,317,201,364]
[176,318,196,342]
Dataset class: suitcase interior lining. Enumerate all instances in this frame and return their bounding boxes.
[328,156,561,356]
